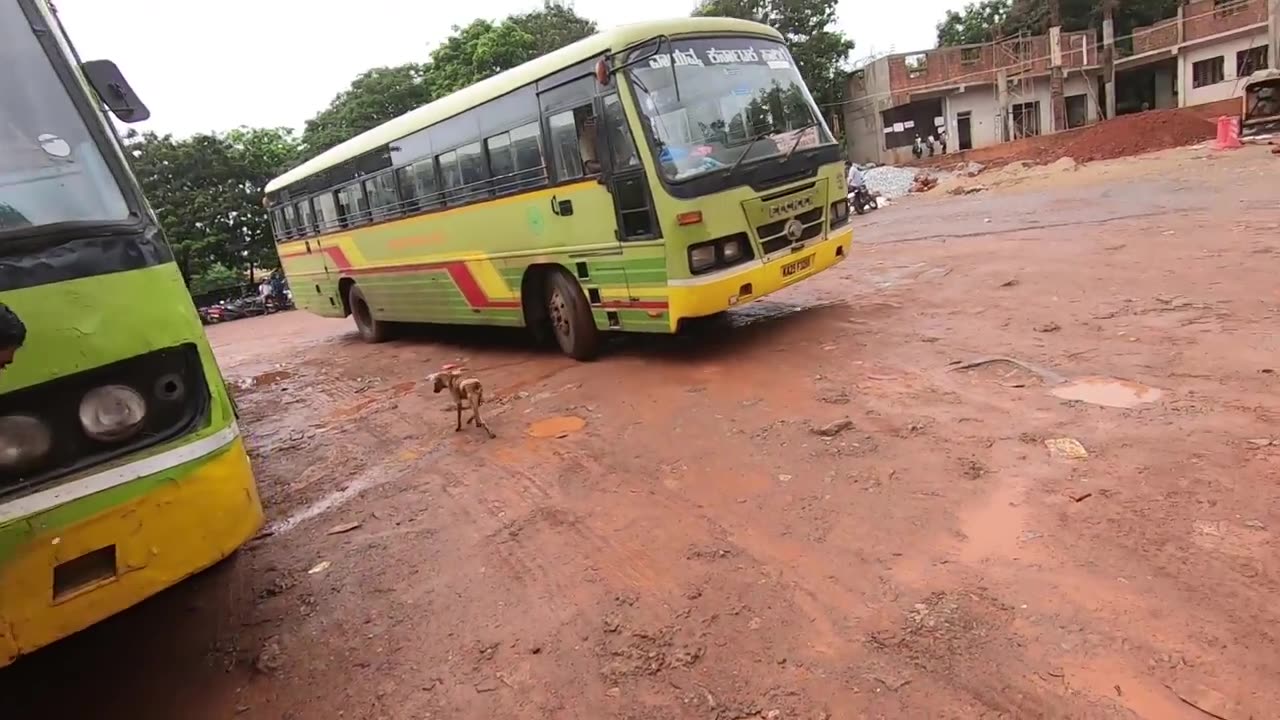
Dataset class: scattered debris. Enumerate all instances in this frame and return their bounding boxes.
[958,161,986,177]
[947,184,988,196]
[254,636,284,675]
[1048,156,1079,172]
[1000,278,1020,288]
[605,687,621,698]
[325,521,362,536]
[811,419,855,437]
[1243,519,1267,531]
[474,677,502,694]
[307,560,331,575]
[949,355,1069,385]
[1246,438,1275,448]
[1166,681,1241,720]
[1045,438,1089,460]
[1067,491,1093,503]
[1034,321,1062,333]
[910,171,939,193]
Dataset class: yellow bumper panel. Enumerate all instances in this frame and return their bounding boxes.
[0,439,263,666]
[666,227,853,329]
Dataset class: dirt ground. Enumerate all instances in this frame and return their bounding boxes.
[5,144,1280,720]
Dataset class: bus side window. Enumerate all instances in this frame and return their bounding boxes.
[397,159,442,212]
[281,203,298,239]
[294,200,314,237]
[313,192,338,232]
[270,209,285,242]
[336,183,368,227]
[602,95,641,171]
[548,105,598,182]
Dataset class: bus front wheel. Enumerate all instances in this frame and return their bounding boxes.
[546,269,599,360]
[348,285,390,343]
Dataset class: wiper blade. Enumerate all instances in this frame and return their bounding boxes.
[781,122,819,163]
[726,130,775,176]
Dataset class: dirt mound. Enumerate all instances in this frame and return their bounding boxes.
[912,99,1236,171]
[1047,109,1216,164]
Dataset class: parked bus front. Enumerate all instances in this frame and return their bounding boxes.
[0,0,263,666]
[617,33,851,325]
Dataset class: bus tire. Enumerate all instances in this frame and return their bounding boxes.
[348,285,390,343]
[545,269,599,360]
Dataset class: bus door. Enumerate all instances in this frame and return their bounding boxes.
[538,76,636,325]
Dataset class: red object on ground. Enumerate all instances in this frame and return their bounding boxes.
[1214,115,1242,150]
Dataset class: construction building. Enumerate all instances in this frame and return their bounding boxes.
[843,29,1103,165]
[1118,0,1271,113]
[843,0,1274,165]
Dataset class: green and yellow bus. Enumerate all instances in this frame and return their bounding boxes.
[266,17,853,359]
[0,0,262,666]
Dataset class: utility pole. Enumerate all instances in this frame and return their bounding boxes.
[1102,0,1117,120]
[1270,0,1279,84]
[1049,0,1067,132]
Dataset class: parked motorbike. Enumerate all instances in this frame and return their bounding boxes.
[850,186,879,215]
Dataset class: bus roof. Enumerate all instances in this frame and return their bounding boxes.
[265,17,782,195]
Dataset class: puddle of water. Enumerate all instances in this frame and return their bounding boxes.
[527,415,586,438]
[959,477,1027,563]
[1050,376,1163,409]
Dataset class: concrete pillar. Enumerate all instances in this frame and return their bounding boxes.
[997,70,1010,141]
[1102,15,1117,120]
[1270,0,1278,81]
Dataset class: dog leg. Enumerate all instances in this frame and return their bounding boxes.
[455,401,463,432]
[472,393,495,439]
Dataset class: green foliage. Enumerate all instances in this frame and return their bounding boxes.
[300,64,433,159]
[938,0,1185,46]
[692,0,855,111]
[186,262,242,295]
[125,127,299,286]
[300,1,596,155]
[937,0,1011,46]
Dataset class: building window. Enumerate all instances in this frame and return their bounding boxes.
[1192,56,1225,88]
[1010,101,1041,138]
[1065,94,1088,129]
[1213,0,1247,16]
[960,47,982,65]
[1237,46,1269,76]
[905,53,928,79]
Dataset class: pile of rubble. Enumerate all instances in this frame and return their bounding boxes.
[863,165,955,199]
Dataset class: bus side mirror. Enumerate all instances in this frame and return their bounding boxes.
[82,59,150,123]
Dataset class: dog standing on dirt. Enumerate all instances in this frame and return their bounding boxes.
[428,368,496,439]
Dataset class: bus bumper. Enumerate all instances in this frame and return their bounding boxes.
[666,226,853,330]
[0,437,262,667]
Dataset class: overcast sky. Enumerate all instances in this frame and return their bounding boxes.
[54,0,962,138]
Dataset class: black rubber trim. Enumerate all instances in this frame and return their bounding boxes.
[0,225,173,292]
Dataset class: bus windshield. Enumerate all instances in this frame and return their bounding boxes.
[626,36,834,183]
[0,2,129,233]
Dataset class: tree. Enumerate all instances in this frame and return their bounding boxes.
[299,1,596,155]
[126,127,299,290]
[428,2,597,96]
[299,63,433,159]
[937,0,1011,46]
[937,0,1184,46]
[692,0,856,111]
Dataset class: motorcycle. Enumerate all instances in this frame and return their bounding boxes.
[850,186,879,215]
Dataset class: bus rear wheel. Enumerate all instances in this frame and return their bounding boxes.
[348,285,390,343]
[545,269,599,360]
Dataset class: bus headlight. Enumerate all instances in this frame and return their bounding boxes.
[831,199,849,225]
[0,414,53,470]
[721,237,745,262]
[79,385,147,442]
[689,245,717,273]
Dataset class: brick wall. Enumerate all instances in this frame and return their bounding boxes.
[885,31,1097,95]
[1183,0,1268,43]
[1132,17,1180,54]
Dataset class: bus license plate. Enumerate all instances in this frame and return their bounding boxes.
[781,254,814,278]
